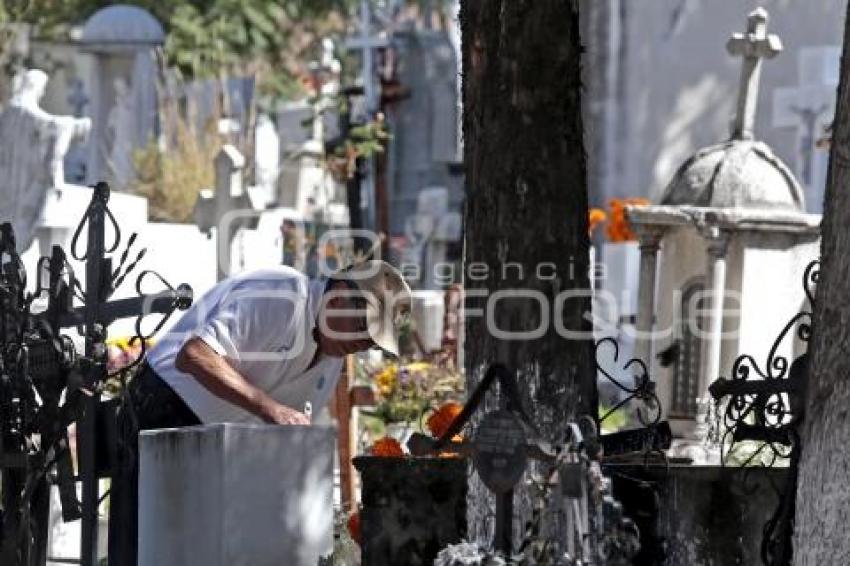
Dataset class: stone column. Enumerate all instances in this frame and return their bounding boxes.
[698,226,730,399]
[634,228,663,364]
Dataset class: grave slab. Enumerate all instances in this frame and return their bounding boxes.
[139,423,334,566]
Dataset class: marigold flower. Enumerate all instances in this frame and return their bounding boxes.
[588,208,607,236]
[374,364,398,397]
[427,402,464,439]
[605,198,649,242]
[370,436,404,457]
[347,512,361,545]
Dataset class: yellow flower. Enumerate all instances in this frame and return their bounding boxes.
[375,364,398,397]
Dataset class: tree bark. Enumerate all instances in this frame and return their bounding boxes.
[793,5,850,565]
[461,0,595,551]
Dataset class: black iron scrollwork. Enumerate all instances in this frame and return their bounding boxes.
[594,337,672,459]
[708,259,818,566]
[709,260,817,466]
[0,182,194,566]
[595,337,662,427]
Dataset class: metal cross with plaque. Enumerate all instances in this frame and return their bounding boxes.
[472,409,528,494]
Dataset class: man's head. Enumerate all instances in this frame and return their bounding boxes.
[316,260,412,358]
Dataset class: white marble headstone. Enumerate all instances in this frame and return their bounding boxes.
[139,423,334,566]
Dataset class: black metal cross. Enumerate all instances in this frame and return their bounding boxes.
[0,182,193,566]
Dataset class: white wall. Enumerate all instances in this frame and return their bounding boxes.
[599,0,845,213]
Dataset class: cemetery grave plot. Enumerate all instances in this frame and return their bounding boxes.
[350,363,646,565]
[355,257,816,565]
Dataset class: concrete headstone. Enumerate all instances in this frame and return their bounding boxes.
[139,423,334,566]
[192,145,261,280]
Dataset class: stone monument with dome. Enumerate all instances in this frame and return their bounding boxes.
[78,4,164,187]
[624,8,821,456]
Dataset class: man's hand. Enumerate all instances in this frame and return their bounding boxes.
[261,402,311,426]
[177,338,311,425]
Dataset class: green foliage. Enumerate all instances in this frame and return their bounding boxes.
[130,109,221,222]
[598,404,629,433]
[326,112,390,181]
[2,0,355,100]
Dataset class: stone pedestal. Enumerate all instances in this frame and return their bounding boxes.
[606,463,789,565]
[353,456,467,566]
[139,424,334,566]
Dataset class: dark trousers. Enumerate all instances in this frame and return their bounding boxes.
[109,363,201,565]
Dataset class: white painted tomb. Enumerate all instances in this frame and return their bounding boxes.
[139,423,334,566]
[624,9,821,458]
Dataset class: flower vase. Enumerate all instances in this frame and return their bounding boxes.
[384,421,414,446]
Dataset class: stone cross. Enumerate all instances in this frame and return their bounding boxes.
[66,78,90,118]
[344,0,389,116]
[193,145,259,280]
[726,8,782,140]
[344,0,390,230]
[772,46,840,211]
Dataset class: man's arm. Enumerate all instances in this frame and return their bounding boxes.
[175,337,309,425]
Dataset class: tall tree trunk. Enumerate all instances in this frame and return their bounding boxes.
[793,4,850,564]
[461,0,595,551]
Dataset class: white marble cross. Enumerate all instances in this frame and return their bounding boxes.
[726,7,783,140]
[344,0,389,115]
[193,145,259,280]
[772,46,840,202]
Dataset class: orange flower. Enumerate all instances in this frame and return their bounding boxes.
[605,198,649,242]
[370,436,404,457]
[347,512,361,545]
[427,402,464,440]
[588,208,607,236]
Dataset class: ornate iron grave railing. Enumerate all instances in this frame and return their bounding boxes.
[0,182,193,566]
[708,259,818,566]
[594,337,672,459]
[407,362,643,564]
